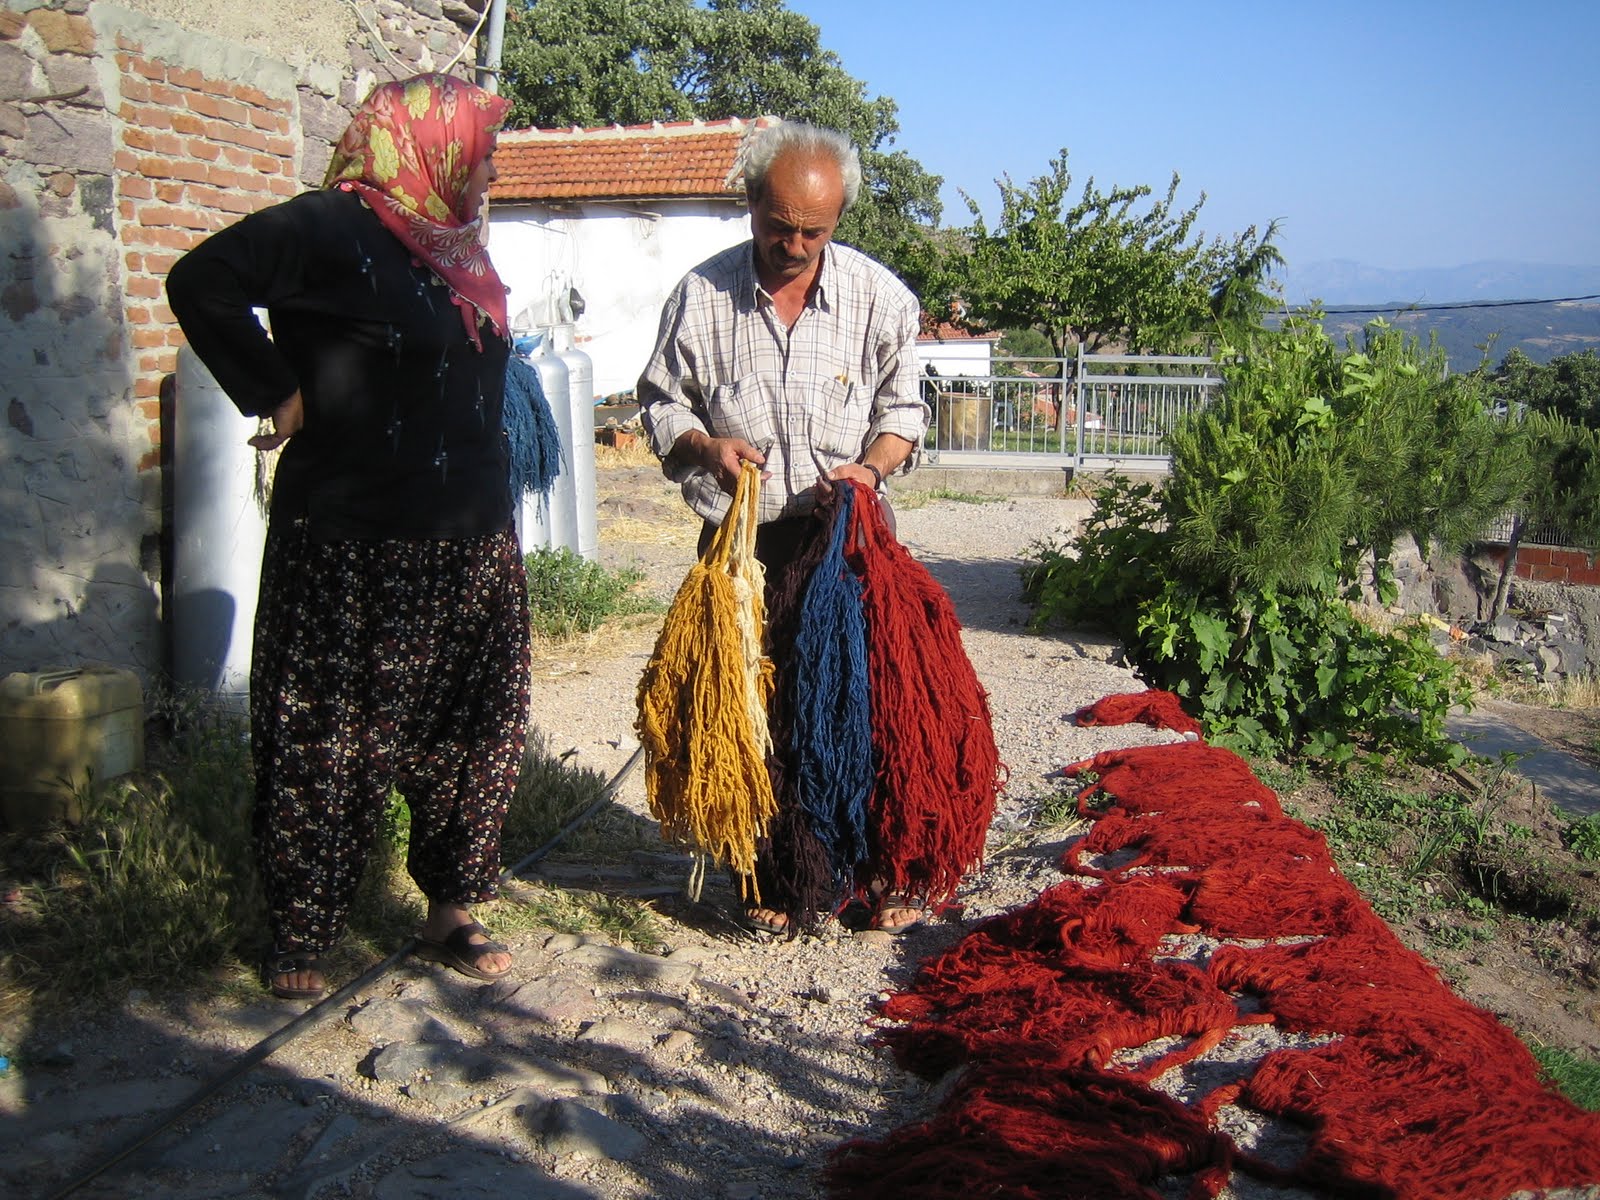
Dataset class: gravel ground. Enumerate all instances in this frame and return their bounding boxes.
[5,472,1596,1199]
[515,482,1206,1199]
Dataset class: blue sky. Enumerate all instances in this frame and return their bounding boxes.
[783,0,1600,273]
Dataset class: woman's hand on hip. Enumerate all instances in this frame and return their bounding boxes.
[249,390,304,452]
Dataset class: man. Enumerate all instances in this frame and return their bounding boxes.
[638,121,930,933]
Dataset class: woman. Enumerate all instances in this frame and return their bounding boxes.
[168,74,530,1000]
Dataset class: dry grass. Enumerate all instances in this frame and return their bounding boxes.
[599,513,699,548]
[526,611,664,664]
[594,437,657,471]
[1497,672,1600,711]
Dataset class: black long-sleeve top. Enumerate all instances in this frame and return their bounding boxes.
[166,187,512,542]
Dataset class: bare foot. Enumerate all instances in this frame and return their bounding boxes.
[420,901,512,976]
[867,879,926,933]
[870,900,926,933]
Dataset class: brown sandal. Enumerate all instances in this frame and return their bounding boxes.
[262,952,327,1000]
[869,895,927,934]
[414,921,513,981]
[741,906,790,935]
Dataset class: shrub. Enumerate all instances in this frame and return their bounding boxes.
[524,547,660,639]
[1562,811,1600,863]
[1023,318,1515,765]
[1021,475,1167,630]
[0,702,258,1012]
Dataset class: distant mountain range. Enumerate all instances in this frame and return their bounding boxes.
[1269,261,1600,371]
[1276,260,1600,307]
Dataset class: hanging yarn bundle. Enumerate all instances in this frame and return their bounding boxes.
[502,354,564,502]
[841,480,1003,903]
[785,484,874,888]
[635,462,776,898]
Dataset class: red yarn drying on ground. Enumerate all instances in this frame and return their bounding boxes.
[1076,688,1203,736]
[828,690,1600,1200]
[845,481,1003,902]
[834,1064,1233,1200]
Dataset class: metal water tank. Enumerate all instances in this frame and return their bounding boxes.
[172,344,267,707]
[514,332,577,554]
[551,322,598,560]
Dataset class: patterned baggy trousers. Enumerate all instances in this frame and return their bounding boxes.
[250,519,531,955]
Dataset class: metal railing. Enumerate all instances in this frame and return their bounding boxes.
[922,351,1221,469]
[1481,512,1581,550]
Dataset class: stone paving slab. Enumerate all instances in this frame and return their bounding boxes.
[1447,709,1600,818]
[373,1148,603,1198]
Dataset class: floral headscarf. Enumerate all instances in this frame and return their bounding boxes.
[325,73,511,349]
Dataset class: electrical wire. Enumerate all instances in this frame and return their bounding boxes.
[1288,292,1600,316]
[338,0,411,74]
[439,0,493,78]
[338,0,491,79]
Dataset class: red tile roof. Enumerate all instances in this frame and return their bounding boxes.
[492,116,779,203]
[917,319,1004,342]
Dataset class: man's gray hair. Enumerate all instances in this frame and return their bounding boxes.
[742,121,862,211]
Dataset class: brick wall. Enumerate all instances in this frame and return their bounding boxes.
[1481,545,1600,588]
[0,0,486,682]
[112,42,300,465]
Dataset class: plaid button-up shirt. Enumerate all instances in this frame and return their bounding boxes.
[638,240,929,524]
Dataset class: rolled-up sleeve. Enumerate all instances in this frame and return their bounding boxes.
[867,293,930,473]
[637,287,710,480]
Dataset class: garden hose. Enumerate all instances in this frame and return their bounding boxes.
[44,745,644,1200]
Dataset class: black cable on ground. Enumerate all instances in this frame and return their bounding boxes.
[43,940,418,1200]
[44,744,646,1200]
[505,744,644,879]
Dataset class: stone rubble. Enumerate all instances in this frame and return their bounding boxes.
[1461,610,1589,682]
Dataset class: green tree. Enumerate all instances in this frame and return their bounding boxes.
[1488,348,1600,427]
[498,0,699,126]
[997,326,1053,360]
[499,0,941,278]
[941,150,1280,362]
[1026,318,1528,762]
[1207,218,1285,341]
[1167,318,1527,600]
[1526,414,1600,548]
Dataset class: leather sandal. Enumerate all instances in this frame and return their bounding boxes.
[262,952,327,1000]
[741,906,790,935]
[869,895,927,934]
[414,920,513,982]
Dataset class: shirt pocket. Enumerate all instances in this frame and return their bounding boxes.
[801,372,872,460]
[707,376,779,447]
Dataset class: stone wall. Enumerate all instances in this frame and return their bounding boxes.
[1382,535,1599,679]
[0,0,486,683]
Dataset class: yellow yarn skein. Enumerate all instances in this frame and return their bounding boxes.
[635,463,776,899]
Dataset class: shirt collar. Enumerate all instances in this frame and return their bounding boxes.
[744,242,836,314]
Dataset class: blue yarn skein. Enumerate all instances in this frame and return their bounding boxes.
[788,484,874,884]
[503,353,564,503]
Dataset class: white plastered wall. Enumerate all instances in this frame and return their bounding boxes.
[489,197,751,401]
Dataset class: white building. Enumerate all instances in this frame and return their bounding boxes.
[916,319,1004,379]
[488,117,779,404]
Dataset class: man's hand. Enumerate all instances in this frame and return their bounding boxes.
[815,433,912,500]
[248,390,304,452]
[671,430,768,494]
[816,461,880,499]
